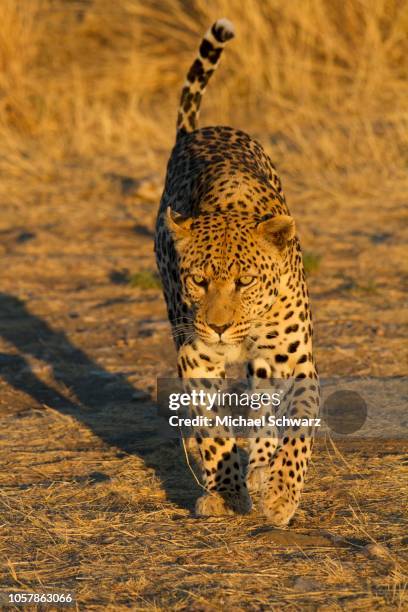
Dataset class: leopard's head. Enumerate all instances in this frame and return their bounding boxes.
[166,207,295,346]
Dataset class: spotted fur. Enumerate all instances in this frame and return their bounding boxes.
[155,19,319,526]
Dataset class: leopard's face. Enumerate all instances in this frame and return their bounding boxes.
[166,208,295,346]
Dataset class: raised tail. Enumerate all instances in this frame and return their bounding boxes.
[176,18,235,136]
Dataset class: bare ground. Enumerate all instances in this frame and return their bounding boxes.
[0,149,407,610]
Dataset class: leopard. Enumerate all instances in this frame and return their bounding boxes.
[154,18,319,526]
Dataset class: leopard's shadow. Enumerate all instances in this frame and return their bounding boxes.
[0,292,201,511]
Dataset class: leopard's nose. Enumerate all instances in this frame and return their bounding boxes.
[209,322,232,336]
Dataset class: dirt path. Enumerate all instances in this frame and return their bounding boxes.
[0,155,407,610]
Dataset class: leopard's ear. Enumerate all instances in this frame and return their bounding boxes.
[256,214,295,250]
[165,207,193,241]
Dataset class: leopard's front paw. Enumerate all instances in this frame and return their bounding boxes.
[259,490,299,526]
[195,489,252,517]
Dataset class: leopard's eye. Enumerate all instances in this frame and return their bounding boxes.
[237,275,256,288]
[191,275,207,287]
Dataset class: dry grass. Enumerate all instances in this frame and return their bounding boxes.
[0,0,407,609]
[1,0,407,168]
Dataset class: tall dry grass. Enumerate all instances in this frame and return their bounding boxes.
[0,0,407,199]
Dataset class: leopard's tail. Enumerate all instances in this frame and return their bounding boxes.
[176,18,234,136]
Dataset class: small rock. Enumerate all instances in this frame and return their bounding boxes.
[293,576,320,592]
[17,231,36,243]
[370,232,392,244]
[363,543,390,561]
